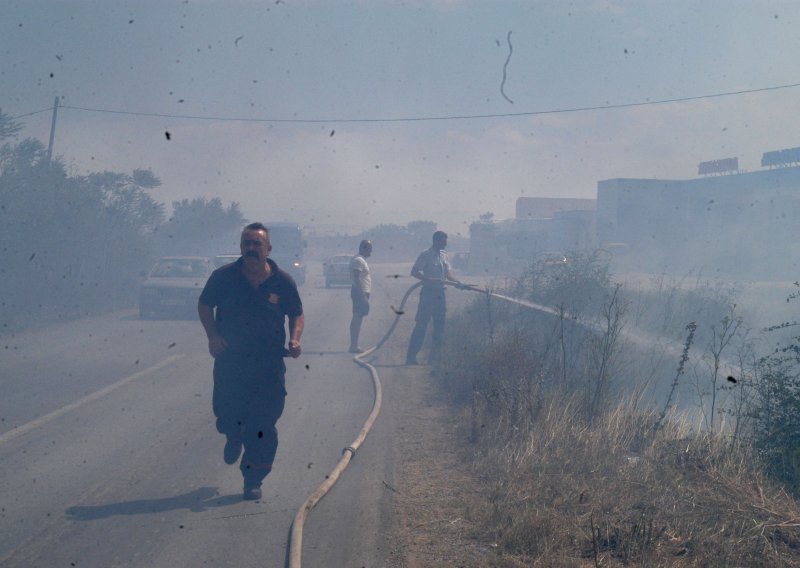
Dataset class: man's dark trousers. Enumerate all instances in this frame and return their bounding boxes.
[406,286,446,362]
[213,354,286,487]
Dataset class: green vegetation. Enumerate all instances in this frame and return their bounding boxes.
[756,282,800,493]
[359,220,438,261]
[433,253,800,566]
[0,108,242,331]
[156,197,244,256]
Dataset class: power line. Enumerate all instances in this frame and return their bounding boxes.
[12,81,800,124]
[10,107,53,120]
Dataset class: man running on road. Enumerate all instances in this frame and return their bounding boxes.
[198,222,304,500]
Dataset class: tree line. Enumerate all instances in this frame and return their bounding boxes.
[0,109,244,330]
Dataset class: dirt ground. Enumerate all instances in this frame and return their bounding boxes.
[380,363,495,568]
[366,268,499,567]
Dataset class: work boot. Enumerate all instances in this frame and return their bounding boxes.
[348,346,364,354]
[223,437,242,465]
[405,357,418,365]
[243,484,262,501]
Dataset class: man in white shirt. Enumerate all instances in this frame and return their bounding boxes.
[349,240,373,353]
[406,231,462,365]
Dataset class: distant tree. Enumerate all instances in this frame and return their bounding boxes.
[407,220,437,238]
[479,211,494,222]
[0,117,245,329]
[0,136,163,326]
[81,170,166,290]
[356,221,438,261]
[156,197,245,255]
[406,219,438,251]
[361,223,408,242]
[131,168,161,189]
[0,107,22,141]
[86,170,165,233]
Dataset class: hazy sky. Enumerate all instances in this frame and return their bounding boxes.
[3,0,800,235]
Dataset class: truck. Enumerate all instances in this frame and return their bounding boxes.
[265,221,307,286]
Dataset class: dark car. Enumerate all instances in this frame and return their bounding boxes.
[139,256,215,319]
[323,254,352,288]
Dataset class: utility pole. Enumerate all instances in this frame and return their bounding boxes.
[46,96,59,162]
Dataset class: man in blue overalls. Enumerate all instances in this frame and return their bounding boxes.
[198,222,304,500]
[406,230,463,365]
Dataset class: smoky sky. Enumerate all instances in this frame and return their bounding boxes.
[4,1,800,234]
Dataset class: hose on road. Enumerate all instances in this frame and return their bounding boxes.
[288,279,535,567]
[288,281,422,568]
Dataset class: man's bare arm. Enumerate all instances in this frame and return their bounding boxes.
[446,268,461,284]
[287,313,304,358]
[198,301,227,357]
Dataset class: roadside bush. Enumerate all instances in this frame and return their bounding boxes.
[431,258,800,565]
[756,283,800,492]
[619,270,740,345]
[601,269,762,435]
[513,249,613,319]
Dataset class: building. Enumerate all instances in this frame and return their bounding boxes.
[468,149,800,280]
[469,197,596,275]
[516,196,596,220]
[597,164,800,278]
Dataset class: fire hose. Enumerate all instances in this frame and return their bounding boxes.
[288,271,723,565]
[288,279,520,567]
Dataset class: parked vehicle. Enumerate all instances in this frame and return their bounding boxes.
[539,250,569,267]
[323,254,353,288]
[139,256,215,319]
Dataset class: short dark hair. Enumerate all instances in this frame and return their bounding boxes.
[433,230,447,242]
[243,222,269,236]
[359,239,372,254]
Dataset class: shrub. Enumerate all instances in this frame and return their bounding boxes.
[756,285,800,491]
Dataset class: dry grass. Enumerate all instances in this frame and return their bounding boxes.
[386,362,800,566]
[413,274,800,566]
[461,398,800,566]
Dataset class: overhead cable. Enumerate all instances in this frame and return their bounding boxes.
[10,107,52,120]
[10,81,800,124]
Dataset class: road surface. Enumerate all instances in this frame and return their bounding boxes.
[0,261,436,568]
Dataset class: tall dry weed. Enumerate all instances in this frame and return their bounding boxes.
[434,264,800,566]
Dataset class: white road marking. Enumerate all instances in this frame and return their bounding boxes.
[0,354,185,446]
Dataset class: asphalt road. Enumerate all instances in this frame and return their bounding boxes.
[0,261,430,568]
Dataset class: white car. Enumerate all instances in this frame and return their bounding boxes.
[139,256,215,319]
[323,254,353,288]
[213,253,240,268]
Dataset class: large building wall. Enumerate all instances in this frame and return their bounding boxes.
[597,166,800,278]
[471,165,800,279]
[516,196,595,219]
